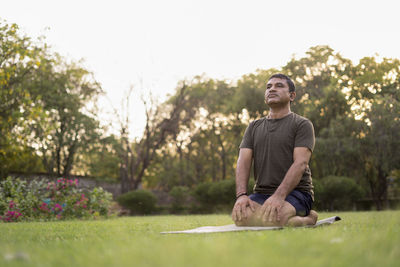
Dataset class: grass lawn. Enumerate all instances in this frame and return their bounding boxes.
[0,211,399,267]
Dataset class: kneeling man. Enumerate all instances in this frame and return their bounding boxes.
[232,74,318,227]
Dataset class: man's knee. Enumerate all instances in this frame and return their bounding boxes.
[233,200,297,227]
[233,204,260,226]
[278,201,297,226]
[234,219,247,226]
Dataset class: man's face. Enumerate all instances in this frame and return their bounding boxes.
[265,78,295,106]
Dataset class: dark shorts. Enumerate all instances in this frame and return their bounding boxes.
[249,190,313,216]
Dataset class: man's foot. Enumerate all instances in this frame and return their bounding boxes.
[286,210,318,227]
[309,210,318,225]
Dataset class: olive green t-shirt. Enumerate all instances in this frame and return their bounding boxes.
[239,113,315,198]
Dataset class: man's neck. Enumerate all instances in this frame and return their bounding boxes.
[267,106,292,119]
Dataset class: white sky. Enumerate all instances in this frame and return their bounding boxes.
[2,0,400,138]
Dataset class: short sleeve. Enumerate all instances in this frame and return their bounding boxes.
[295,119,315,152]
[239,121,255,149]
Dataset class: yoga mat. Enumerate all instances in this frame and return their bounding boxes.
[161,216,341,234]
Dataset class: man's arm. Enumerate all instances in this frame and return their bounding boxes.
[231,148,255,221]
[259,147,312,222]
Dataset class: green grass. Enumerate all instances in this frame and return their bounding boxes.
[0,211,399,267]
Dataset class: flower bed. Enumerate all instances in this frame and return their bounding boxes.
[0,177,112,222]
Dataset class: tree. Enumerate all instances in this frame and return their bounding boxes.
[84,135,121,181]
[28,57,103,176]
[0,20,47,178]
[283,45,353,135]
[232,69,278,119]
[118,83,198,192]
[312,116,363,180]
[347,57,400,209]
[359,95,400,209]
[1,19,103,178]
[143,77,245,189]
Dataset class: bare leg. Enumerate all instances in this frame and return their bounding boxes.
[234,201,296,227]
[233,201,318,227]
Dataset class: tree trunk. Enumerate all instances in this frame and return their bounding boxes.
[376,167,388,210]
[216,133,226,180]
[177,142,183,185]
[120,165,129,194]
[62,139,77,177]
[118,84,192,191]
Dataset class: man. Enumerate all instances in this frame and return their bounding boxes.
[232,73,318,227]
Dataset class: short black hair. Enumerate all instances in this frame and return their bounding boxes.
[268,73,295,92]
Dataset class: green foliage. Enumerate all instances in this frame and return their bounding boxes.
[28,57,103,176]
[316,176,364,211]
[87,187,113,216]
[0,177,47,221]
[84,135,121,181]
[192,182,213,211]
[117,190,157,215]
[388,169,400,198]
[233,69,278,118]
[193,179,254,212]
[208,179,236,206]
[190,178,255,213]
[311,178,323,210]
[0,19,103,179]
[169,186,190,213]
[0,20,47,178]
[312,116,364,180]
[0,177,112,222]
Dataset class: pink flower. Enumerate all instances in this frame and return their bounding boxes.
[39,202,49,212]
[54,203,63,212]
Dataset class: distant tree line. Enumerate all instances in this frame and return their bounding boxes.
[1,20,399,210]
[141,46,400,210]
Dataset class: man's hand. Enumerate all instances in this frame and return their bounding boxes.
[232,195,256,221]
[259,194,285,223]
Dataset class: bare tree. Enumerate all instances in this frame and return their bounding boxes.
[117,84,192,193]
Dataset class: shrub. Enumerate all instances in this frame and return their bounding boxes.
[208,179,236,206]
[193,182,213,206]
[0,178,47,222]
[117,190,157,215]
[317,176,364,211]
[169,186,189,213]
[311,178,323,210]
[0,177,112,222]
[248,179,255,194]
[193,179,243,212]
[88,187,113,216]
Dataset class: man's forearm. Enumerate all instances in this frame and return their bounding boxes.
[235,160,251,196]
[274,161,307,199]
